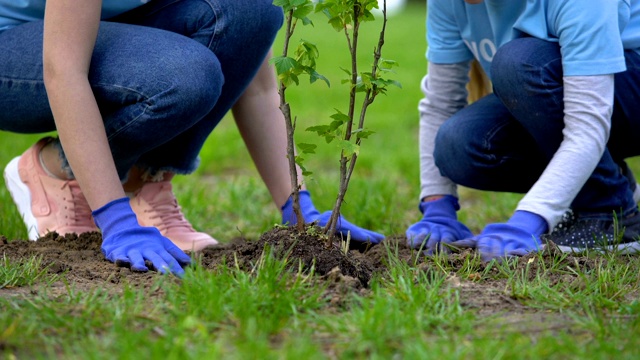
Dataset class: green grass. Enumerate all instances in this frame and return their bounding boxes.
[0,254,59,288]
[2,2,640,358]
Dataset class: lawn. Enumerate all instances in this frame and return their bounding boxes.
[1,2,640,359]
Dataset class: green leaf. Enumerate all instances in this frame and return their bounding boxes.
[340,67,351,76]
[307,127,337,143]
[280,72,300,87]
[361,9,376,22]
[270,56,298,75]
[323,134,337,143]
[328,118,344,131]
[329,111,350,125]
[338,140,360,157]
[297,142,317,154]
[359,73,373,89]
[293,2,314,19]
[373,78,402,89]
[379,58,399,70]
[314,1,331,13]
[294,154,313,177]
[327,16,344,32]
[274,0,303,12]
[306,124,330,134]
[296,40,319,68]
[353,129,375,139]
[308,69,330,87]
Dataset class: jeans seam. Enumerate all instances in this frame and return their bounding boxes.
[198,0,222,51]
[482,119,512,164]
[107,106,150,142]
[92,83,152,141]
[0,77,44,84]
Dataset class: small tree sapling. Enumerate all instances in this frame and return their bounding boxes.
[310,0,399,242]
[271,0,399,245]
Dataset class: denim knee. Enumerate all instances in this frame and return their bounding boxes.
[154,43,223,122]
[491,37,562,96]
[96,33,224,145]
[492,38,531,80]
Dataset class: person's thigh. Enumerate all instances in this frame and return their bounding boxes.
[91,21,225,176]
[0,19,221,129]
[0,19,224,177]
[110,0,283,109]
[434,94,548,193]
[491,37,565,159]
[108,0,283,172]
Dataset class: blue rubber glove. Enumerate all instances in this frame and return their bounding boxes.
[473,210,549,262]
[281,190,385,244]
[405,195,473,253]
[93,197,192,277]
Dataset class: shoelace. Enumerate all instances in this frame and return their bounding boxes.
[62,180,95,227]
[144,183,195,233]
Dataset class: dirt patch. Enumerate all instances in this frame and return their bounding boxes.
[0,227,631,324]
[0,232,173,299]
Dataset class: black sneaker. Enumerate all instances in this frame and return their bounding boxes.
[542,210,640,254]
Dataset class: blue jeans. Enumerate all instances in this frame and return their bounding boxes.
[0,0,283,179]
[434,37,640,216]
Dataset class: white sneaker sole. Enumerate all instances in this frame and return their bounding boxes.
[555,241,640,255]
[3,157,39,241]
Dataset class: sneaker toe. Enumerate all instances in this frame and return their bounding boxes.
[168,232,219,252]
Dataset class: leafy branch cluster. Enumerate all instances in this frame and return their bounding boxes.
[271,0,400,240]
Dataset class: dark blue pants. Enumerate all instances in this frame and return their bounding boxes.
[434,37,640,216]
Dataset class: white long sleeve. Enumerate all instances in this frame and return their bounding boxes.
[418,61,471,200]
[517,75,613,229]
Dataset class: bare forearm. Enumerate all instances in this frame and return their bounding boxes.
[45,79,125,209]
[43,0,125,209]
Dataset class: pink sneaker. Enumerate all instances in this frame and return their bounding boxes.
[129,177,218,252]
[3,138,98,240]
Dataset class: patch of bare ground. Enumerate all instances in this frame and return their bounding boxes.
[0,226,632,335]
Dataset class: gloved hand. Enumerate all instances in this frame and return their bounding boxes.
[473,210,548,262]
[93,197,192,277]
[281,190,385,244]
[405,195,473,253]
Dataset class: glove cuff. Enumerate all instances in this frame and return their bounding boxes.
[508,210,549,235]
[92,197,138,233]
[418,195,460,217]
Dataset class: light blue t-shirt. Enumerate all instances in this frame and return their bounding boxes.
[0,0,149,32]
[426,0,640,78]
